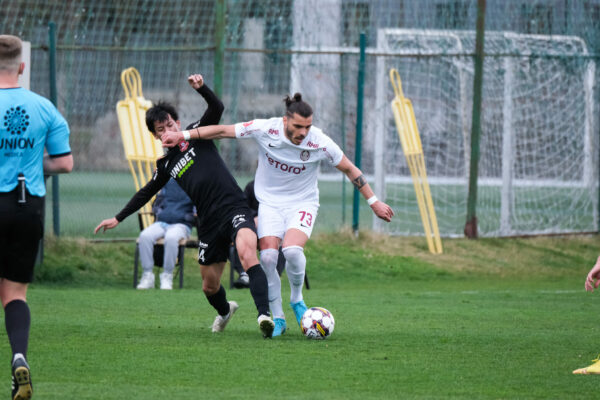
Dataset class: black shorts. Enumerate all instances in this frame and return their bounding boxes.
[195,208,256,266]
[0,190,45,283]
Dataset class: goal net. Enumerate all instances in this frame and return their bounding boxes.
[374,29,597,237]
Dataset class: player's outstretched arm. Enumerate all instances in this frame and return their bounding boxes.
[585,256,600,292]
[161,124,236,147]
[94,217,119,234]
[335,155,395,222]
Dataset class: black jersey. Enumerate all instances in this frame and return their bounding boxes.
[115,85,247,227]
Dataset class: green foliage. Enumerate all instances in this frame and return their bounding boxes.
[37,237,136,287]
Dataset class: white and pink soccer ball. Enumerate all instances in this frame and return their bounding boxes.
[301,307,335,339]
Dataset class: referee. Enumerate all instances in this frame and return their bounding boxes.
[0,35,73,400]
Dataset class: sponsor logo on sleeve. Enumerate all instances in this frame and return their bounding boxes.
[232,214,247,228]
[322,146,335,163]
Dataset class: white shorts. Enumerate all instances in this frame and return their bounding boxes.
[257,202,319,240]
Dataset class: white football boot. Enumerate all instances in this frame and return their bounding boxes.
[258,314,275,338]
[212,301,239,332]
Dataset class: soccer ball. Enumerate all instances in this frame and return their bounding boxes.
[301,307,335,339]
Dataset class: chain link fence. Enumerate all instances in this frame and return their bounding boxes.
[1,0,599,238]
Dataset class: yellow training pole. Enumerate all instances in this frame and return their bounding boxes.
[116,67,163,229]
[389,68,443,254]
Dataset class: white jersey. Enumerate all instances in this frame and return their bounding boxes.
[235,117,344,207]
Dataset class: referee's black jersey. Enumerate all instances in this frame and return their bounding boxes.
[115,85,247,227]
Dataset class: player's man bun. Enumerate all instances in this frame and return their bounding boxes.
[284,92,313,118]
[283,93,303,106]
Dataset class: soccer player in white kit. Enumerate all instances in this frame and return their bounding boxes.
[162,93,394,336]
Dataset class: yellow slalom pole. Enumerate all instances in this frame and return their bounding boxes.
[116,67,163,229]
[389,68,443,254]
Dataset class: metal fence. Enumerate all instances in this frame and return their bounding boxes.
[1,0,599,238]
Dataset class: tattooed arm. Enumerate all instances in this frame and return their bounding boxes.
[335,155,394,222]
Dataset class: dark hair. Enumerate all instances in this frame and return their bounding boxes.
[145,101,179,133]
[284,93,313,118]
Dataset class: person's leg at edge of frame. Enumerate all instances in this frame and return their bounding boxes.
[1,194,40,400]
[1,281,33,400]
[236,228,274,338]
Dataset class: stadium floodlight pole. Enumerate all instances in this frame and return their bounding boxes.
[49,21,60,237]
[352,32,367,236]
[464,0,486,239]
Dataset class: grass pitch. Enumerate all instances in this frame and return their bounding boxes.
[1,233,599,399]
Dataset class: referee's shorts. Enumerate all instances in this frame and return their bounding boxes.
[0,189,45,283]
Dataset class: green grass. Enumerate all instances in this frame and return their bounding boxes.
[2,233,600,399]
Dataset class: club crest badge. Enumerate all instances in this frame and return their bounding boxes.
[300,150,310,161]
[179,140,189,152]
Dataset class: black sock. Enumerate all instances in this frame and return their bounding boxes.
[206,285,230,316]
[4,300,30,361]
[246,264,270,317]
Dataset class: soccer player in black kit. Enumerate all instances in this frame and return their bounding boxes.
[94,74,274,338]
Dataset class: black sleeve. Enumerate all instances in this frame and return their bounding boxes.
[186,84,224,130]
[115,169,170,222]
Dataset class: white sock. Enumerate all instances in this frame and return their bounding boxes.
[282,246,306,304]
[260,249,284,319]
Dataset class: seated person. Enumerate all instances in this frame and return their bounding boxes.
[137,178,195,290]
[230,180,284,288]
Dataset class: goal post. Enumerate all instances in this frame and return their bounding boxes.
[374,28,597,237]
